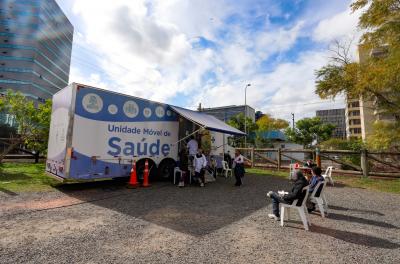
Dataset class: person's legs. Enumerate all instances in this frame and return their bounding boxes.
[194,171,200,184]
[200,169,205,186]
[306,197,316,212]
[269,192,286,217]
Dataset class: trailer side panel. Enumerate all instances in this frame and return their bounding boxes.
[68,85,179,180]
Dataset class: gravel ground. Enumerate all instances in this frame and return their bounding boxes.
[0,174,399,264]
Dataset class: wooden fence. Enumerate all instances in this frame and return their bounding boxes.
[0,138,43,163]
[236,147,400,178]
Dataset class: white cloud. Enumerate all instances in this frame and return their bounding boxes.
[312,7,361,43]
[255,21,304,59]
[64,0,354,123]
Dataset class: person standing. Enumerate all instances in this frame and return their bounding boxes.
[187,136,198,162]
[233,150,245,186]
[194,148,207,187]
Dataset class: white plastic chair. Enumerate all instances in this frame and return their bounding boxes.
[173,167,192,184]
[222,161,232,178]
[280,185,311,231]
[322,166,334,186]
[309,181,328,217]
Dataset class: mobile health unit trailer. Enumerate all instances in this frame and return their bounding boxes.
[46,83,245,182]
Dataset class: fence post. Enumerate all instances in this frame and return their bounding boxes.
[251,148,254,168]
[361,149,369,178]
[316,148,321,168]
[277,148,281,171]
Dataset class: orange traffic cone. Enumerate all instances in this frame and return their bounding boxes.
[142,159,151,187]
[127,160,139,188]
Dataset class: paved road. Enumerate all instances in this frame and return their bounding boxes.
[1,174,399,264]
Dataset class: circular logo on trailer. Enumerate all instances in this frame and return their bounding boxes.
[166,110,172,116]
[123,100,139,118]
[143,107,152,118]
[155,106,165,118]
[82,93,103,114]
[108,104,118,115]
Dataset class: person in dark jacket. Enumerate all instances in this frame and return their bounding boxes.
[266,170,308,220]
[178,146,189,187]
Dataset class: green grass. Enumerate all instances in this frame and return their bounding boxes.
[247,168,400,194]
[0,162,60,192]
[334,176,400,194]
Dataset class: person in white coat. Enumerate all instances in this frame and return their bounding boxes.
[194,148,207,187]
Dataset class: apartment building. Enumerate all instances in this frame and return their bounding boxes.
[316,108,346,139]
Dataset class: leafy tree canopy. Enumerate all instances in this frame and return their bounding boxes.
[315,0,400,149]
[284,117,335,148]
[227,113,258,146]
[256,114,289,132]
[0,90,52,162]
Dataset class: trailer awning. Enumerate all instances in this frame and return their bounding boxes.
[170,106,246,136]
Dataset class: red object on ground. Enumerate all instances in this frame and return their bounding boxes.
[142,159,151,187]
[128,160,139,188]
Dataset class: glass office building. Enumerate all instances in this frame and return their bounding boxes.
[0,0,73,102]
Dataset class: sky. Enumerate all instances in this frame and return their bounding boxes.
[56,0,363,123]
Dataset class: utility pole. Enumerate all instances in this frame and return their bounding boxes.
[291,113,295,129]
[244,83,251,148]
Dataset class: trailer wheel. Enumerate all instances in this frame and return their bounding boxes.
[157,159,176,181]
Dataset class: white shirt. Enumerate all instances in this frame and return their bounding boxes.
[194,154,207,173]
[234,154,244,163]
[187,139,198,156]
[233,154,244,168]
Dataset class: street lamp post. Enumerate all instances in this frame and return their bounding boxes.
[244,83,251,148]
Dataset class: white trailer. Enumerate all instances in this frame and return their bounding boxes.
[46,83,244,182]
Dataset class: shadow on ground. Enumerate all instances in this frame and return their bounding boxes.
[57,174,289,236]
[327,212,397,229]
[311,224,399,249]
[329,205,385,216]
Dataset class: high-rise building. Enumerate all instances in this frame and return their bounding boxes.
[344,45,396,140]
[200,105,256,122]
[316,108,346,139]
[0,0,73,102]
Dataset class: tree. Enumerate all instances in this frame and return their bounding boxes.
[0,90,52,162]
[227,113,258,146]
[256,114,289,131]
[284,117,335,148]
[315,0,400,149]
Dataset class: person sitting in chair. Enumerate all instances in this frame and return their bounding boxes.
[266,170,308,220]
[307,166,324,212]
